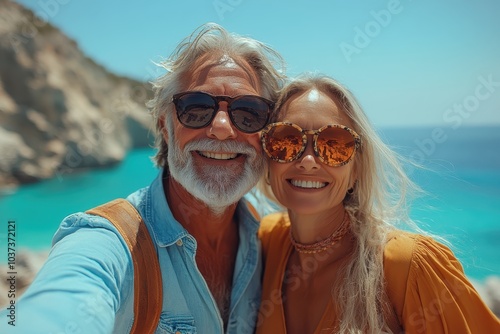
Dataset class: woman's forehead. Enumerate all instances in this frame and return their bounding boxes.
[280,89,353,127]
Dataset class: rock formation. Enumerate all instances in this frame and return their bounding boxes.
[0,0,154,190]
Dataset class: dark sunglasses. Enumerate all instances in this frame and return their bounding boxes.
[261,122,361,167]
[172,91,274,133]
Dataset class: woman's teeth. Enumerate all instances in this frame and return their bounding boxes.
[290,179,327,189]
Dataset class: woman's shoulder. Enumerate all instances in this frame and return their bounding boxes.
[383,231,472,318]
[384,230,454,263]
[259,212,290,235]
[383,231,417,317]
[258,212,290,255]
[384,233,500,332]
[384,231,418,265]
[384,231,460,270]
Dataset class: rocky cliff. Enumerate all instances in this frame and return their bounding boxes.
[0,0,154,190]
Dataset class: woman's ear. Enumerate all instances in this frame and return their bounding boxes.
[349,163,358,190]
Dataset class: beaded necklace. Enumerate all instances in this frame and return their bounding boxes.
[289,212,351,254]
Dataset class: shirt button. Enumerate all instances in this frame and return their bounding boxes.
[176,239,183,246]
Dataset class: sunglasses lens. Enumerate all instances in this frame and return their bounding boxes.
[317,127,357,166]
[263,124,303,161]
[175,92,215,128]
[230,96,270,133]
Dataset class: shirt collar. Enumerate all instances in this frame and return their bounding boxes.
[145,168,261,248]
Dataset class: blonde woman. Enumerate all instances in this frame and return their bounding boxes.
[256,74,500,333]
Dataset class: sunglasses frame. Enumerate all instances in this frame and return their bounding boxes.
[261,122,362,167]
[172,91,275,133]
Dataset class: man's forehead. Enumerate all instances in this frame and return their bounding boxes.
[181,53,260,91]
[217,54,239,68]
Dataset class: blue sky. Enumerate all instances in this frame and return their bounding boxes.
[14,0,500,127]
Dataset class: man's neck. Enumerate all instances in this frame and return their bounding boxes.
[164,176,239,327]
[164,176,239,245]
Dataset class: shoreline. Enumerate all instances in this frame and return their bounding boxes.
[0,249,499,318]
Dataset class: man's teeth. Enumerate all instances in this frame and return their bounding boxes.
[290,180,327,189]
[199,151,238,160]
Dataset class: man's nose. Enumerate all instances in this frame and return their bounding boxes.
[206,104,237,140]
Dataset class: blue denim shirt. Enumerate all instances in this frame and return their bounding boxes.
[0,170,263,333]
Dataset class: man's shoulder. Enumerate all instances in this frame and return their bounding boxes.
[52,192,149,246]
[126,186,149,208]
[53,210,123,244]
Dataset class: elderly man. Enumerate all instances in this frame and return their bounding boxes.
[0,23,285,333]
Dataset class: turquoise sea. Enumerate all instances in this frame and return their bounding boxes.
[1,126,499,281]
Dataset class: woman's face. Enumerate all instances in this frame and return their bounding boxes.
[268,88,357,215]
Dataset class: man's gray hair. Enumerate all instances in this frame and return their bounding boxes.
[147,22,286,167]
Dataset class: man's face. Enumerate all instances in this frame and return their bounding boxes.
[164,55,266,213]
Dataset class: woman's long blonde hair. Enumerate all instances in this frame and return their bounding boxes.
[260,74,422,333]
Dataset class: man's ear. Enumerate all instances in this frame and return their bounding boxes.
[158,115,168,142]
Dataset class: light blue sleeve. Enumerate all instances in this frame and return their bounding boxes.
[0,213,133,333]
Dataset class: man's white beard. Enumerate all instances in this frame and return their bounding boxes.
[167,123,264,215]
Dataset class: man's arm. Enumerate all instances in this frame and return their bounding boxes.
[0,222,132,333]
